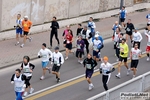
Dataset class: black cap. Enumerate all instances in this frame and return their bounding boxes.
[55,46,59,50]
[42,43,46,47]
[120,33,124,36]
[122,38,126,42]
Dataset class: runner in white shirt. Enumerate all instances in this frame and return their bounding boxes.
[130,44,141,78]
[38,43,52,80]
[132,28,142,49]
[145,28,150,61]
[51,47,64,83]
[11,69,26,100]
[146,13,150,26]
[100,56,115,91]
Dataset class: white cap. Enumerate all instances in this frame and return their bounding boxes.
[24,16,28,19]
[95,34,99,38]
[95,31,100,35]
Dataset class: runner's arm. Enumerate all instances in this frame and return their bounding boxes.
[124,45,129,54]
[29,63,35,70]
[11,74,15,81]
[130,49,132,60]
[139,32,143,42]
[20,63,23,70]
[57,22,59,29]
[37,50,41,58]
[60,53,64,64]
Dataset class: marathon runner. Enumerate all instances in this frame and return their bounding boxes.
[14,14,23,46]
[76,24,83,37]
[146,13,150,26]
[132,28,143,49]
[114,28,121,53]
[51,47,64,83]
[112,21,121,41]
[83,54,97,90]
[76,35,85,64]
[145,27,150,61]
[11,69,26,100]
[116,38,130,78]
[119,6,127,27]
[130,43,141,78]
[100,56,115,91]
[38,43,52,80]
[20,56,35,97]
[20,16,32,48]
[88,17,96,37]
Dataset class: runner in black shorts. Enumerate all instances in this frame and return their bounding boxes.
[130,43,141,78]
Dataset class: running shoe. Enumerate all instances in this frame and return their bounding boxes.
[29,88,34,94]
[47,67,51,74]
[89,84,94,91]
[57,78,60,83]
[65,57,68,60]
[132,75,135,79]
[29,37,32,42]
[115,74,121,78]
[20,44,24,48]
[127,69,130,76]
[40,76,45,80]
[147,57,149,61]
[15,42,20,46]
[23,92,28,97]
[78,59,80,63]
[80,61,83,64]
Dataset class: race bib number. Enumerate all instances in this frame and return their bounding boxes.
[15,87,22,91]
[132,54,138,59]
[86,64,92,69]
[43,55,47,58]
[126,28,131,32]
[93,46,98,51]
[102,69,108,74]
[82,34,86,39]
[24,68,30,73]
[77,44,81,49]
[54,61,58,64]
[67,40,70,44]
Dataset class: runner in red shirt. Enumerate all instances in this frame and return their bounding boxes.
[65,30,74,60]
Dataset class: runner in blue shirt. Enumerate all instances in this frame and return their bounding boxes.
[119,6,127,27]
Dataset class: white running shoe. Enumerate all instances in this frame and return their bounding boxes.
[29,37,32,42]
[15,42,19,46]
[127,69,130,76]
[23,92,28,97]
[29,88,34,94]
[20,44,24,48]
[116,59,119,62]
[115,74,121,78]
[89,84,94,91]
[78,59,80,63]
[80,61,83,64]
[40,76,45,80]
[147,57,149,61]
[65,57,68,60]
[132,75,135,79]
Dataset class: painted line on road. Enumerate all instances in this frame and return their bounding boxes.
[25,52,146,100]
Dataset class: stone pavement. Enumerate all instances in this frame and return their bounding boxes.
[0,10,149,68]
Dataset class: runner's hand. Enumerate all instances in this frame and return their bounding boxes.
[57,64,60,66]
[106,71,111,74]
[11,81,14,84]
[51,62,53,65]
[38,56,41,58]
[23,84,26,88]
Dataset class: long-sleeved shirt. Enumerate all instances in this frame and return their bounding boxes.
[52,52,64,65]
[83,58,97,71]
[132,32,143,42]
[125,23,135,33]
[38,48,52,62]
[80,29,92,39]
[50,21,59,31]
[119,43,129,58]
[76,28,83,36]
[100,62,113,75]
[88,21,96,33]
[76,39,85,52]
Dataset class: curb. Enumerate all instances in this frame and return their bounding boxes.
[0,26,146,70]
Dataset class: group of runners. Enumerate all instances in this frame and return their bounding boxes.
[10,7,150,99]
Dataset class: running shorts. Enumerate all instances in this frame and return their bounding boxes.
[42,61,49,68]
[76,50,84,58]
[85,70,94,78]
[23,31,29,35]
[119,56,127,62]
[131,60,139,68]
[16,28,22,34]
[66,43,72,50]
[93,50,100,58]
[52,64,61,72]
[120,18,125,22]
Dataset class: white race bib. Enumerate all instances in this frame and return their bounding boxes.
[93,46,98,51]
[127,28,131,32]
[67,40,70,44]
[86,64,92,69]
[77,44,81,49]
[15,87,22,91]
[132,54,138,59]
[82,34,86,39]
[24,68,30,73]
[54,61,58,64]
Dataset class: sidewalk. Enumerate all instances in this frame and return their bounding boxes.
[0,10,149,68]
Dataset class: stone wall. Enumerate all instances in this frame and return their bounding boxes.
[0,0,149,32]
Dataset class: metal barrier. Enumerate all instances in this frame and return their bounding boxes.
[87,71,150,100]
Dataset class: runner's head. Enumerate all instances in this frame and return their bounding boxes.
[120,33,124,38]
[103,56,108,63]
[116,27,121,33]
[122,38,126,44]
[89,17,93,22]
[55,46,59,53]
[95,34,99,40]
[128,19,131,23]
[122,6,125,10]
[115,21,118,25]
[23,56,30,64]
[66,25,70,30]
[78,35,82,40]
[68,30,72,35]
[84,26,87,30]
[42,43,46,49]
[24,16,28,21]
[15,69,21,77]
[87,54,92,59]
[53,16,57,21]
[134,28,138,33]
[134,43,138,49]
[78,24,82,28]
[17,14,21,19]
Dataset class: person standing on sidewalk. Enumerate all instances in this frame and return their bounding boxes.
[146,13,150,26]
[119,6,127,27]
[145,28,150,61]
[11,69,26,100]
[88,17,96,37]
[116,38,130,78]
[14,14,23,46]
[100,56,115,91]
[20,16,32,48]
[20,56,35,97]
[50,16,60,49]
[83,54,97,91]
[130,43,141,78]
[51,46,64,83]
[125,19,135,43]
[132,28,143,49]
[81,26,92,55]
[112,21,121,40]
[65,30,74,60]
[38,43,52,80]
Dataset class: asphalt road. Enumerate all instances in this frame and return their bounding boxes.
[0,30,149,100]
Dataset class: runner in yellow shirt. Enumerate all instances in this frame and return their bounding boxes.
[116,38,130,78]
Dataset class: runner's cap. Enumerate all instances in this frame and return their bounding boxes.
[55,46,59,50]
[103,56,108,61]
[24,16,28,19]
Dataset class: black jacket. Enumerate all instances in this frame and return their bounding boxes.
[51,21,59,31]
[83,58,97,71]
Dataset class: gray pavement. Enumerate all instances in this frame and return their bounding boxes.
[0,10,149,68]
[0,31,149,100]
